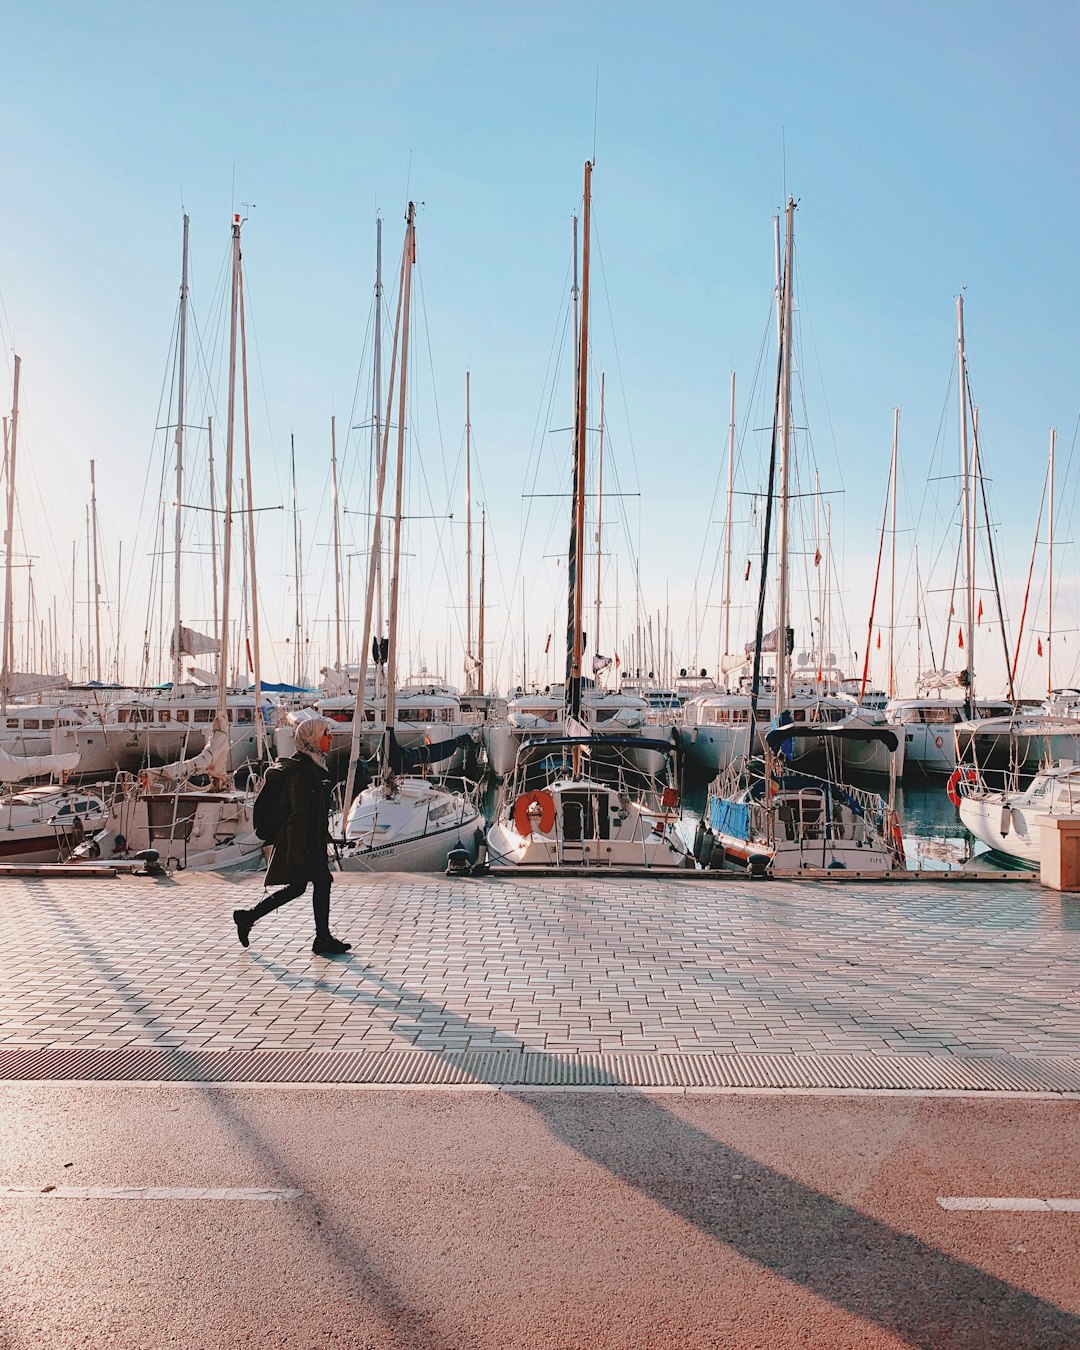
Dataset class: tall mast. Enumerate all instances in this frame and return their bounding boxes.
[173,213,190,691]
[384,201,417,735]
[915,546,923,683]
[1048,426,1055,696]
[373,216,385,664]
[723,369,735,666]
[888,406,899,698]
[343,216,407,813]
[207,416,219,640]
[774,197,796,719]
[566,161,592,749]
[956,294,975,712]
[290,433,302,686]
[478,505,486,695]
[238,254,267,758]
[465,369,473,691]
[216,213,241,731]
[90,458,103,682]
[330,415,342,669]
[2,356,20,710]
[594,370,605,674]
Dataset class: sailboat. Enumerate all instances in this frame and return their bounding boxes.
[335,205,483,873]
[73,212,266,872]
[697,199,903,876]
[485,162,692,871]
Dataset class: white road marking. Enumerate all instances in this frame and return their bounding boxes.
[0,1186,301,1200]
[938,1197,1080,1212]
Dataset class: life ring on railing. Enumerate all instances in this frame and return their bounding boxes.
[513,789,556,836]
[946,766,978,808]
[934,735,944,749]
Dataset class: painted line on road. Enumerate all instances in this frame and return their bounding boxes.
[0,1186,302,1201]
[938,1197,1080,1212]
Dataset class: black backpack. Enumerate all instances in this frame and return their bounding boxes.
[253,762,291,843]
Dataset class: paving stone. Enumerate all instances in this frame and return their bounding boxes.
[0,871,1076,1064]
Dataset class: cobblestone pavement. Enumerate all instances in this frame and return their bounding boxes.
[0,870,1077,1063]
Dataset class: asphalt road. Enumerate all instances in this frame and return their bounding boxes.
[1,1085,1077,1349]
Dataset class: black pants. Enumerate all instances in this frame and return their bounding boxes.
[249,877,332,938]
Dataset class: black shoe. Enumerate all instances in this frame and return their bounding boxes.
[233,909,253,948]
[312,934,351,956]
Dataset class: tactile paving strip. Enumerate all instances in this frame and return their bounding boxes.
[0,1045,1077,1093]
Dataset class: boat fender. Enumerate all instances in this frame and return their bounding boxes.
[999,805,1012,836]
[708,839,727,870]
[746,853,769,879]
[946,766,978,808]
[698,831,715,869]
[512,789,556,836]
[693,818,707,861]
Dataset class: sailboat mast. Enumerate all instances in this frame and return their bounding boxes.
[465,369,473,690]
[290,433,302,686]
[479,505,486,695]
[238,259,267,758]
[566,161,592,741]
[172,214,190,693]
[888,406,899,698]
[774,197,796,719]
[594,370,605,673]
[384,201,417,733]
[956,294,975,712]
[373,216,385,671]
[216,213,242,727]
[723,370,735,664]
[208,416,219,640]
[1048,425,1055,696]
[330,416,342,669]
[343,217,408,813]
[2,356,20,710]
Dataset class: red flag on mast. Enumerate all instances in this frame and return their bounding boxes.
[977,598,984,625]
[1038,637,1044,656]
[544,633,551,654]
[958,628,965,650]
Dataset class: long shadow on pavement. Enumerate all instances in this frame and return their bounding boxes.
[254,950,1080,1350]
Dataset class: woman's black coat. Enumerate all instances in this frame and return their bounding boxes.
[264,752,333,887]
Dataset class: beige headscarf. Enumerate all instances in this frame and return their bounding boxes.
[292,715,335,767]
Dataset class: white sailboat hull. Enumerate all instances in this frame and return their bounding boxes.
[958,796,1041,865]
[335,779,482,874]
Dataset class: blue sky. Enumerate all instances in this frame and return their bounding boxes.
[1,1,1078,697]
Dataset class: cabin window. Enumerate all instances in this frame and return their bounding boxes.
[919,708,954,725]
[5,718,17,729]
[23,719,39,730]
[159,709,171,722]
[41,719,54,730]
[235,708,253,724]
[194,708,214,723]
[175,709,190,723]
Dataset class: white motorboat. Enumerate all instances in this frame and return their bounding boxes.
[885,695,1013,777]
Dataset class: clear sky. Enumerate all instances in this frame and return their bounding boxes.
[2,0,1078,700]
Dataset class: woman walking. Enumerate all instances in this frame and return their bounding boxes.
[233,716,350,955]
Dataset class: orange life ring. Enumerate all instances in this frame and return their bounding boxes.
[513,789,556,836]
[946,766,977,808]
